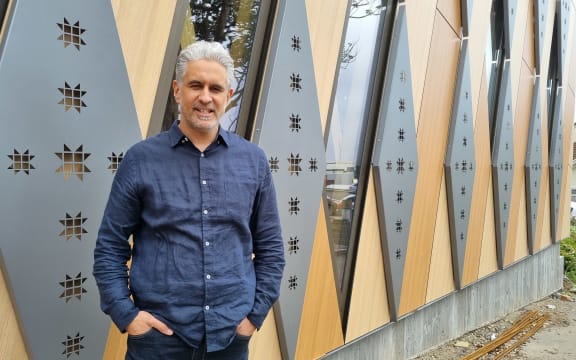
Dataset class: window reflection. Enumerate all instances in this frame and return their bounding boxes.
[163,0,265,133]
[547,13,559,135]
[325,0,386,289]
[486,0,505,144]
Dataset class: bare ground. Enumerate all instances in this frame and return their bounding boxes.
[411,277,576,360]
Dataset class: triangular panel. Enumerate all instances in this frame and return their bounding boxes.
[444,39,476,289]
[491,61,515,269]
[0,0,142,358]
[524,77,543,253]
[372,4,418,320]
[548,87,564,242]
[534,0,550,74]
[252,0,326,358]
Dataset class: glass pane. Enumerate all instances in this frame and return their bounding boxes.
[325,0,387,289]
[163,0,264,133]
[485,0,504,144]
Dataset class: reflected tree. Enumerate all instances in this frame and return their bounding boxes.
[190,0,262,131]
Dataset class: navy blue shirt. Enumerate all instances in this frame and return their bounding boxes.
[93,122,285,352]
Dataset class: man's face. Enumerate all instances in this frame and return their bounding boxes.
[173,59,233,135]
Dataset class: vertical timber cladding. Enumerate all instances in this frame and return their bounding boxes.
[0,0,141,359]
[372,4,418,320]
[524,77,544,254]
[252,0,325,359]
[444,39,476,289]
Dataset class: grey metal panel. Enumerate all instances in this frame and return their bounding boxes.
[460,0,474,37]
[534,0,549,74]
[444,39,475,289]
[524,77,543,254]
[548,86,563,242]
[0,0,142,359]
[503,0,518,57]
[372,4,418,321]
[491,61,514,269]
[253,0,326,358]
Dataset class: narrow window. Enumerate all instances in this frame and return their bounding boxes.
[162,1,274,136]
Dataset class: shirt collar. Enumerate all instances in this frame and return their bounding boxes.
[168,120,230,148]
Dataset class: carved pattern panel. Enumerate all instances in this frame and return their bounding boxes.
[524,78,543,253]
[549,87,563,241]
[0,0,141,358]
[491,61,515,269]
[444,39,475,289]
[252,0,326,358]
[373,5,418,320]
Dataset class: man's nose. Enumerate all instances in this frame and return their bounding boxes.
[198,87,211,102]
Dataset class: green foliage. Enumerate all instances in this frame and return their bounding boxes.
[561,226,576,284]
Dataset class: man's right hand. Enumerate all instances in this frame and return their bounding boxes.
[126,311,173,336]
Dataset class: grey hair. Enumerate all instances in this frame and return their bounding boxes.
[174,41,235,88]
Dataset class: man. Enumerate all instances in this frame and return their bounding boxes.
[93,41,285,360]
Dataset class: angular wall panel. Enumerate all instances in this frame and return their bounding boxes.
[491,61,515,269]
[373,4,418,320]
[549,87,564,241]
[525,77,543,253]
[444,39,476,289]
[252,0,326,358]
[534,0,550,74]
[0,0,141,358]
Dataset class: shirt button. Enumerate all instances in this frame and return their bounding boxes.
[202,180,207,185]
[206,274,211,279]
[205,241,210,246]
[203,209,208,215]
[200,153,205,158]
[205,305,210,310]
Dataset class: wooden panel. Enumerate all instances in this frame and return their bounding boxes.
[425,173,455,301]
[295,202,344,360]
[436,0,461,35]
[0,266,28,360]
[102,327,126,360]
[249,311,282,360]
[406,0,438,124]
[305,0,348,134]
[508,0,530,103]
[399,11,460,316]
[522,0,535,71]
[111,0,184,138]
[462,57,492,286]
[478,179,499,278]
[345,171,390,342]
[504,62,533,266]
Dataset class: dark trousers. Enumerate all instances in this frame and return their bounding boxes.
[125,329,250,360]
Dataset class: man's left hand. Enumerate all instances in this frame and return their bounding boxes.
[236,317,256,336]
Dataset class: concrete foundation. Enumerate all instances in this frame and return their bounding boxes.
[321,244,563,360]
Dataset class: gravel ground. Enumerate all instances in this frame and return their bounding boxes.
[411,277,576,360]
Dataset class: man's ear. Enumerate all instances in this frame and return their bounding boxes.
[227,88,234,101]
[172,80,181,103]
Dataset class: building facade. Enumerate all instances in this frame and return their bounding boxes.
[0,0,574,359]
